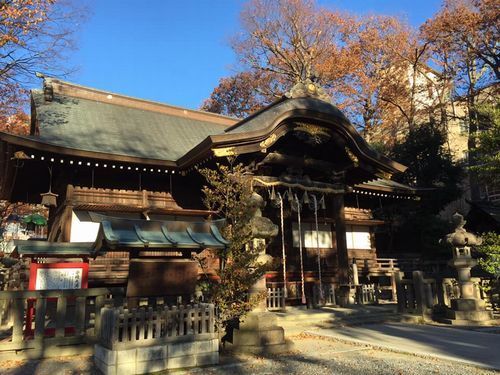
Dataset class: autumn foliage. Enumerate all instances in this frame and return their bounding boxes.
[0,0,83,132]
[203,0,499,147]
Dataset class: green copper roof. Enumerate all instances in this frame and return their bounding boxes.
[93,215,228,251]
[14,240,94,256]
[32,90,229,162]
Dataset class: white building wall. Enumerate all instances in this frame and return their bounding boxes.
[69,210,100,242]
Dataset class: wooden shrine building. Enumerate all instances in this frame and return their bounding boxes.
[0,78,417,302]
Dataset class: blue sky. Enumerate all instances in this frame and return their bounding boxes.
[67,0,442,110]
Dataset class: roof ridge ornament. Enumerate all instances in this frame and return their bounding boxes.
[285,78,331,103]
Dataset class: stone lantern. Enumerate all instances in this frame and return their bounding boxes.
[441,213,494,325]
[231,192,290,353]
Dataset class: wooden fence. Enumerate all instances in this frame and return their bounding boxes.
[312,283,337,307]
[266,287,286,311]
[0,287,123,359]
[99,303,215,350]
[356,284,378,305]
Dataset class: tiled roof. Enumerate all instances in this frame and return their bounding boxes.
[14,240,93,255]
[31,88,230,162]
[93,215,228,251]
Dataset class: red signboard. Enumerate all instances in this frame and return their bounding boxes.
[26,262,89,337]
[29,262,89,290]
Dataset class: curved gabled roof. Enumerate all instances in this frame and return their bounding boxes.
[180,96,406,175]
[0,79,405,176]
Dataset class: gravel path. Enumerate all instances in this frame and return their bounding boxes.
[307,322,500,370]
[0,334,496,374]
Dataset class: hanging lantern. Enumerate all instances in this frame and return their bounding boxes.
[270,186,281,208]
[41,191,58,207]
[319,195,326,210]
[40,166,58,207]
[270,186,276,201]
[291,193,300,212]
[302,191,310,205]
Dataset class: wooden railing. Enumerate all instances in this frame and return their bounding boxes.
[356,284,378,305]
[99,303,215,350]
[267,287,286,311]
[68,185,182,210]
[376,258,399,271]
[0,287,124,360]
[312,283,337,307]
[355,258,399,275]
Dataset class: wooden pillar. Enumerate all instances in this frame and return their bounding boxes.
[333,193,349,284]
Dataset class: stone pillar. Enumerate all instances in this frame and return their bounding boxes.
[412,271,426,315]
[395,271,406,313]
[352,262,359,286]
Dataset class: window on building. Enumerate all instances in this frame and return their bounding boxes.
[345,225,372,250]
[459,119,469,135]
[292,223,333,248]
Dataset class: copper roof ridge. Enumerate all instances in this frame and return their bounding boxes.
[39,78,238,126]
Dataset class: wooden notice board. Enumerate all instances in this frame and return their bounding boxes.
[127,259,197,297]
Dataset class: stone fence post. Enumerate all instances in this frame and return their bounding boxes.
[412,271,426,315]
[395,271,405,313]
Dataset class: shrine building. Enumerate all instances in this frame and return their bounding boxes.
[0,78,418,303]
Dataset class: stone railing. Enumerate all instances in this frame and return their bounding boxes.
[0,287,124,360]
[395,271,493,319]
[395,271,437,317]
[96,303,218,374]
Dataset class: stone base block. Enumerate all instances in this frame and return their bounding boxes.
[233,326,285,347]
[239,311,278,330]
[231,311,288,354]
[450,298,486,312]
[166,354,197,370]
[445,308,493,321]
[94,337,219,375]
[196,351,219,366]
[95,344,117,366]
[169,338,218,357]
[136,359,167,374]
[228,340,293,355]
[95,358,116,375]
[439,317,499,326]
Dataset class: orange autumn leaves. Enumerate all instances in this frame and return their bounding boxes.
[203,0,499,146]
[1,0,82,134]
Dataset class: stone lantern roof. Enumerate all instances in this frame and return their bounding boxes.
[443,212,483,247]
